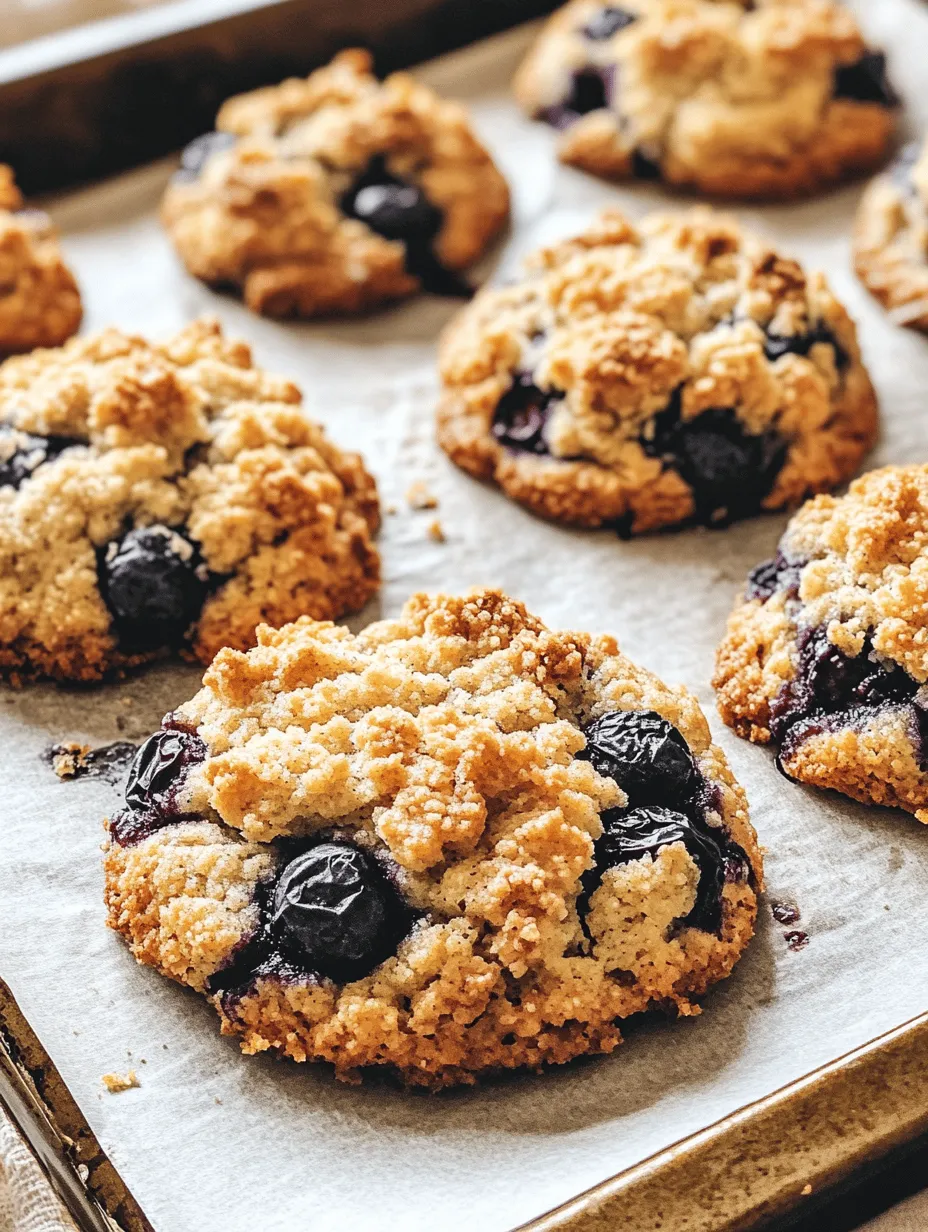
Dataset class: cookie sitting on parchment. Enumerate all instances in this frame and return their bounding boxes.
[0,318,379,682]
[104,588,762,1089]
[514,0,898,199]
[714,465,928,823]
[437,207,877,533]
[161,49,511,318]
[853,139,928,334]
[0,165,81,355]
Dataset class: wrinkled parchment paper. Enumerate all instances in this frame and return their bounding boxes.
[3,7,928,1230]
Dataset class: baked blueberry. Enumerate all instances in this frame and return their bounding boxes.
[124,723,207,815]
[582,6,637,40]
[270,842,402,981]
[101,525,208,652]
[648,404,786,527]
[342,158,472,297]
[544,65,614,128]
[581,710,697,808]
[491,373,555,455]
[631,148,662,180]
[763,323,848,369]
[174,131,236,182]
[745,550,807,603]
[591,805,736,934]
[0,427,55,490]
[833,51,898,107]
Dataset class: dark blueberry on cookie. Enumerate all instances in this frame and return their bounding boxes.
[342,157,469,298]
[124,724,207,814]
[582,710,697,808]
[745,550,807,602]
[544,65,614,128]
[491,373,556,455]
[0,426,75,490]
[174,131,237,182]
[770,626,920,749]
[582,6,637,40]
[647,403,786,527]
[630,148,662,180]
[110,718,206,846]
[270,842,402,981]
[833,51,899,107]
[592,805,734,934]
[101,525,208,652]
[764,323,848,370]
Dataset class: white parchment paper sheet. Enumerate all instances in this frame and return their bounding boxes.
[2,6,928,1229]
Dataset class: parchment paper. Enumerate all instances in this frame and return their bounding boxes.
[2,7,928,1231]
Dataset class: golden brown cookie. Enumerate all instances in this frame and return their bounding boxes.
[104,589,762,1089]
[437,207,877,532]
[161,50,510,318]
[853,140,928,333]
[0,165,81,354]
[714,465,928,822]
[514,0,898,199]
[0,318,379,682]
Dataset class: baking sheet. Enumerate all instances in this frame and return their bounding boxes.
[2,7,928,1231]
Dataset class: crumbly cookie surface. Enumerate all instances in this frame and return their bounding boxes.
[853,140,928,333]
[104,589,762,1089]
[0,165,81,354]
[714,465,928,822]
[0,318,379,682]
[514,0,898,199]
[161,50,510,318]
[437,208,877,532]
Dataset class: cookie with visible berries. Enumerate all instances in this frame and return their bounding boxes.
[161,49,510,318]
[853,139,928,333]
[514,0,898,199]
[104,589,762,1089]
[437,208,877,533]
[714,465,928,823]
[0,165,81,354]
[0,318,379,682]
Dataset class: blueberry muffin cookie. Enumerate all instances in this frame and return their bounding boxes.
[104,589,762,1088]
[437,208,877,532]
[714,465,928,822]
[0,318,379,682]
[0,165,81,354]
[853,140,928,334]
[514,0,898,199]
[161,50,510,318]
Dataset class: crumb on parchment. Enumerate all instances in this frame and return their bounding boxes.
[427,519,446,543]
[102,1070,139,1093]
[51,743,91,779]
[405,481,438,510]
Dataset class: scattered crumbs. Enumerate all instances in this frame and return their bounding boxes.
[121,696,134,707]
[427,519,446,543]
[44,740,137,785]
[102,1070,139,1093]
[214,1097,223,1105]
[162,1044,169,1050]
[785,930,809,952]
[48,742,92,779]
[385,503,398,515]
[801,1184,813,1196]
[405,480,438,511]
[771,900,800,926]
